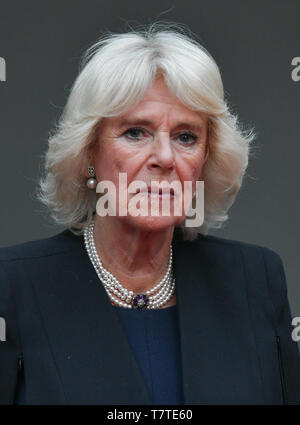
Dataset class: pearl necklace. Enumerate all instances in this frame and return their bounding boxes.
[83,219,176,309]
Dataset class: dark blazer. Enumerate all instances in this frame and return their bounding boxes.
[0,227,299,405]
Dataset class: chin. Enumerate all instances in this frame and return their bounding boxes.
[120,214,185,233]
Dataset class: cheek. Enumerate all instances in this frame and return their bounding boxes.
[190,148,207,181]
[192,162,204,181]
[177,153,205,183]
[96,142,143,181]
[95,147,119,181]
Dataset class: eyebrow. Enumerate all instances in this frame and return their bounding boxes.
[118,119,204,132]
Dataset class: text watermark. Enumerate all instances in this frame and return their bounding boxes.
[291,316,300,342]
[0,317,6,341]
[0,57,6,82]
[291,57,300,82]
[94,174,204,227]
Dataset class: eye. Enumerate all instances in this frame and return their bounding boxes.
[177,132,198,145]
[123,127,146,140]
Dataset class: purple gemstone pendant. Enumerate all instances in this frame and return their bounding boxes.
[132,294,149,310]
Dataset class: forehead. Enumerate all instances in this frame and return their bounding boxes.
[103,77,207,129]
[129,76,205,119]
[137,76,183,106]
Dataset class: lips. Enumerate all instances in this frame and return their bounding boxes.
[131,183,177,197]
[146,185,175,196]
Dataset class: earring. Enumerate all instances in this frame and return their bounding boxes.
[86,164,97,189]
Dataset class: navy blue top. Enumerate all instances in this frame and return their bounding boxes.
[14,304,184,405]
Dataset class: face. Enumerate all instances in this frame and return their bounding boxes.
[91,76,208,232]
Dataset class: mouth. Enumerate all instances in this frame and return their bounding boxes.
[141,185,175,197]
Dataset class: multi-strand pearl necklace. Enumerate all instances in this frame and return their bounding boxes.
[83,219,176,309]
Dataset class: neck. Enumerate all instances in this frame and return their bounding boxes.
[93,215,174,294]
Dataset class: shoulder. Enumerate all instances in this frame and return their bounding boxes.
[194,233,287,319]
[180,231,287,304]
[208,234,285,276]
[180,230,284,266]
[0,229,84,319]
[196,233,286,283]
[0,229,83,263]
[0,229,83,297]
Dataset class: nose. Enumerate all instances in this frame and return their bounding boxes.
[147,131,175,171]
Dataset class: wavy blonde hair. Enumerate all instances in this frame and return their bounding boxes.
[37,22,255,240]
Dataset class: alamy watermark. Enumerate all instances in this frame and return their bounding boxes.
[0,316,6,341]
[291,316,300,342]
[94,173,204,227]
[291,57,300,82]
[0,57,6,82]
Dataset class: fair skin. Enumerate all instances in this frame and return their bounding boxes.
[87,76,208,308]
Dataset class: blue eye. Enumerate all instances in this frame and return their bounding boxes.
[123,127,145,139]
[178,132,198,144]
[123,127,198,145]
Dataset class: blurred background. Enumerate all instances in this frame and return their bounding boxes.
[0,0,299,343]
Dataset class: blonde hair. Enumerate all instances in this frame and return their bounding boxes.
[37,22,255,240]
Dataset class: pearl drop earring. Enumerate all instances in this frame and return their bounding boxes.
[86,165,97,189]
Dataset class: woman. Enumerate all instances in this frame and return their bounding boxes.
[0,23,299,405]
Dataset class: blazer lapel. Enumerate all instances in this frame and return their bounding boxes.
[173,236,265,404]
[33,234,151,405]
